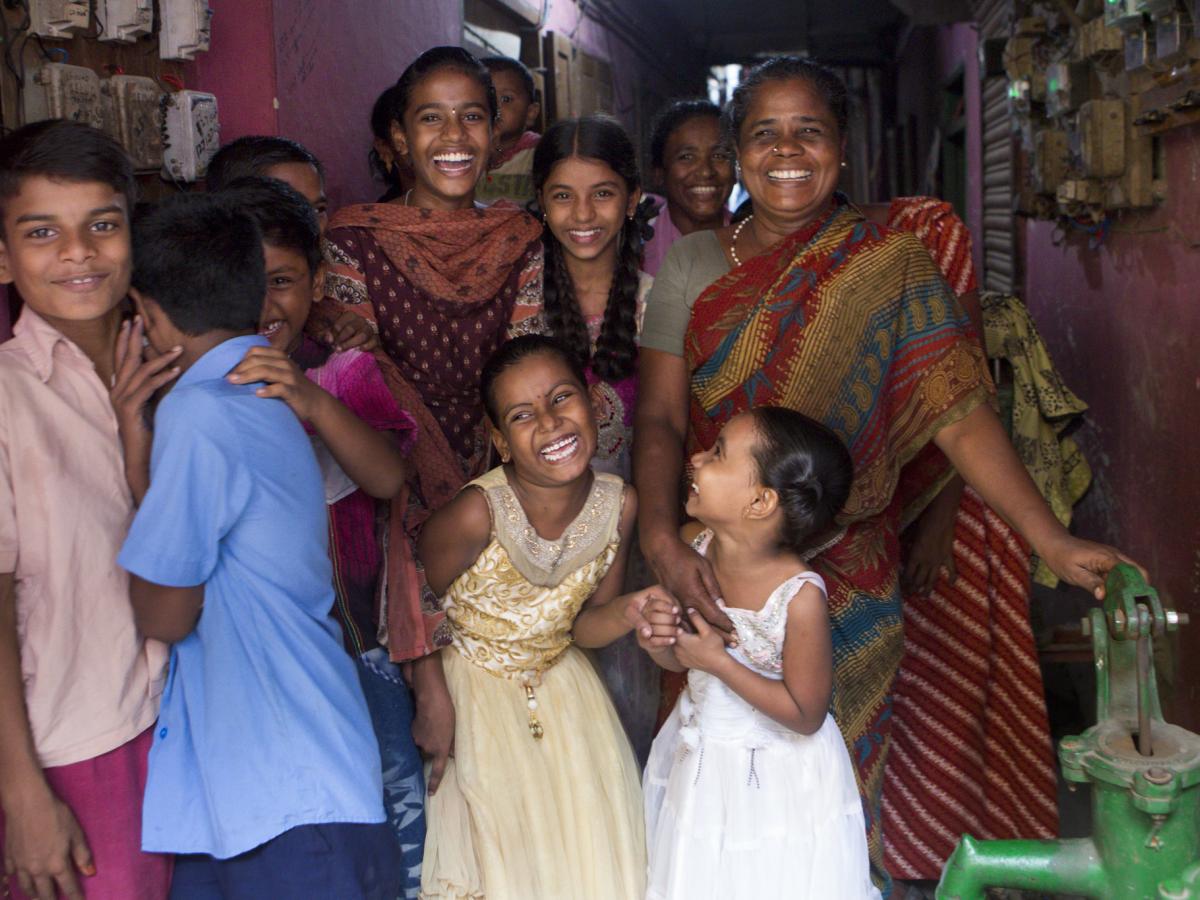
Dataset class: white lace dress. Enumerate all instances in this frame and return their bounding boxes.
[644,533,881,899]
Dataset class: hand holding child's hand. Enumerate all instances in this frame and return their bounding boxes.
[673,610,731,675]
[227,346,328,421]
[626,588,681,652]
[324,312,379,353]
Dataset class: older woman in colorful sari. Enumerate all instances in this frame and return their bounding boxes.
[633,56,1141,892]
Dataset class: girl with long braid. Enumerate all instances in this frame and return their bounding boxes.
[531,115,661,760]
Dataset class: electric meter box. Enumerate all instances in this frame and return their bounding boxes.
[161,90,219,182]
[160,0,213,61]
[1079,99,1127,177]
[103,75,165,172]
[98,0,154,43]
[28,0,89,39]
[23,63,105,131]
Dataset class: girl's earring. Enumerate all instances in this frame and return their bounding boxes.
[840,160,848,169]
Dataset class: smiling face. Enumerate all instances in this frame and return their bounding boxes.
[0,176,131,327]
[541,155,639,267]
[391,67,493,210]
[736,77,843,230]
[658,115,734,233]
[258,242,315,353]
[490,67,538,150]
[686,412,764,526]
[265,161,328,235]
[489,351,598,487]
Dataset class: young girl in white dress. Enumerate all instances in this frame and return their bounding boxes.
[640,406,881,899]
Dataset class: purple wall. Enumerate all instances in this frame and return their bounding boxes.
[1022,127,1200,730]
[271,0,461,209]
[905,23,1199,728]
[894,23,983,275]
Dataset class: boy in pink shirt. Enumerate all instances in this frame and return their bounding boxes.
[0,120,176,900]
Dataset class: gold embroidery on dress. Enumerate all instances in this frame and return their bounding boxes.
[442,467,625,737]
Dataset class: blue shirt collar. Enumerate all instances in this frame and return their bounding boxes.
[177,334,268,389]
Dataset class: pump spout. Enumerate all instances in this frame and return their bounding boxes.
[936,834,1106,899]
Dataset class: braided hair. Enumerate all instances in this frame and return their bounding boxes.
[532,116,654,383]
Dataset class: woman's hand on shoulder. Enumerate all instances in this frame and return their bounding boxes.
[417,487,492,598]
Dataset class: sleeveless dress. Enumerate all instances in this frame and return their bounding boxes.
[420,467,645,900]
[644,532,880,900]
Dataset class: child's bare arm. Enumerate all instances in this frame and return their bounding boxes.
[417,487,491,598]
[128,576,205,644]
[674,582,831,735]
[0,573,94,900]
[412,489,491,795]
[572,485,638,648]
[227,347,408,500]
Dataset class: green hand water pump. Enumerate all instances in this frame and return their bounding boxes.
[937,564,1199,899]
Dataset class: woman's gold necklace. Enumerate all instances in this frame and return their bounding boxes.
[729,214,754,268]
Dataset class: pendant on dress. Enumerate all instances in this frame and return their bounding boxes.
[524,684,544,739]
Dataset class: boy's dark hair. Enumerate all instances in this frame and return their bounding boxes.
[480,334,587,424]
[649,99,722,170]
[748,406,854,555]
[390,47,498,129]
[723,56,848,145]
[0,119,136,227]
[132,193,265,336]
[205,136,325,193]
[219,176,321,274]
[532,115,647,383]
[481,55,536,103]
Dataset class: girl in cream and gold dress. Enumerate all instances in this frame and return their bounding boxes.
[416,335,655,900]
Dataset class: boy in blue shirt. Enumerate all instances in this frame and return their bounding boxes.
[117,193,399,899]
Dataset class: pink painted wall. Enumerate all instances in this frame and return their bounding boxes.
[184,0,279,141]
[1022,126,1200,730]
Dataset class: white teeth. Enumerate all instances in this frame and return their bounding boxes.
[688,186,718,195]
[767,169,813,181]
[259,320,283,336]
[540,434,579,462]
[568,228,601,239]
[63,276,99,284]
[434,152,473,163]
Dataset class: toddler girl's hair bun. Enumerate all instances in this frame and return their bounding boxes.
[749,406,854,554]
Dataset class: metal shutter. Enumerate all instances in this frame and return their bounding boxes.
[974,0,1016,293]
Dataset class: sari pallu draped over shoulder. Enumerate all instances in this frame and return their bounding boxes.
[682,196,992,883]
[314,202,544,662]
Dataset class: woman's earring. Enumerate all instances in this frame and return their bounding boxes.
[840,160,847,169]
